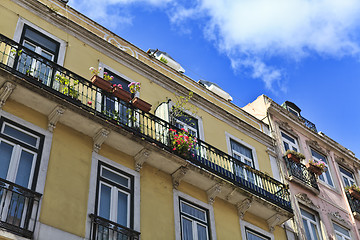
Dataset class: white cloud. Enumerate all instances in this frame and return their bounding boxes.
[169,0,360,91]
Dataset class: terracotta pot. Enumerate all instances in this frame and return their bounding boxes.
[287,153,301,163]
[349,189,360,200]
[306,163,323,176]
[112,86,131,102]
[131,97,152,112]
[91,75,112,92]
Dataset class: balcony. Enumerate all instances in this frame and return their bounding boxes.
[285,157,319,192]
[346,192,360,220]
[299,116,317,133]
[0,33,291,213]
[89,214,140,240]
[0,178,41,239]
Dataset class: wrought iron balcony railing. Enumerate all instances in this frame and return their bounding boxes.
[89,214,140,240]
[299,116,317,133]
[346,192,360,215]
[0,178,41,239]
[0,33,292,212]
[285,157,319,191]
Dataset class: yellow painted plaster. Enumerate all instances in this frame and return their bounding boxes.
[98,143,134,170]
[140,164,175,240]
[213,198,242,239]
[40,123,92,237]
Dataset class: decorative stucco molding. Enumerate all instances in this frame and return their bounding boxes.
[296,193,319,209]
[134,148,150,172]
[237,198,253,219]
[276,120,298,137]
[0,82,16,108]
[328,212,352,229]
[207,183,222,205]
[47,105,65,132]
[172,166,189,189]
[92,128,110,153]
[267,214,281,233]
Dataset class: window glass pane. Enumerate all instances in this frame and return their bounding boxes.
[101,168,129,188]
[310,223,320,240]
[300,209,316,221]
[247,231,268,240]
[104,69,130,92]
[117,191,128,226]
[281,132,295,144]
[197,224,208,240]
[40,50,54,60]
[333,223,350,237]
[283,142,290,151]
[311,149,326,162]
[0,141,13,179]
[181,202,206,222]
[24,27,58,54]
[303,219,312,240]
[99,183,111,220]
[15,150,35,187]
[182,217,194,240]
[324,171,333,186]
[3,124,38,148]
[230,140,253,160]
[340,167,353,178]
[23,41,36,51]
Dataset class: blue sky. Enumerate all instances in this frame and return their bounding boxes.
[70,0,360,158]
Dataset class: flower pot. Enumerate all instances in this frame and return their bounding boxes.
[306,163,323,176]
[349,189,360,200]
[131,97,152,112]
[112,86,131,102]
[287,153,301,163]
[91,75,112,92]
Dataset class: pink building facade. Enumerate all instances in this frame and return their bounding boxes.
[243,95,360,240]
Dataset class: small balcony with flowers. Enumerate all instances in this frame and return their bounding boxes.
[0,32,293,232]
[345,185,360,220]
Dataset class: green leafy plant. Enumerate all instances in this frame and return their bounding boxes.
[171,91,198,121]
[55,74,79,99]
[345,184,360,193]
[285,150,305,160]
[159,56,168,64]
[128,82,141,94]
[11,49,23,57]
[169,128,197,157]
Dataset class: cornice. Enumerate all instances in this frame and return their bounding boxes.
[268,99,359,163]
[11,0,274,148]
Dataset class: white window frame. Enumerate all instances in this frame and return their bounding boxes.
[333,223,351,240]
[85,152,140,239]
[300,208,322,240]
[13,17,67,66]
[0,110,53,239]
[287,106,300,117]
[173,190,217,240]
[280,131,299,153]
[311,149,334,187]
[339,166,355,187]
[240,219,274,240]
[225,132,259,170]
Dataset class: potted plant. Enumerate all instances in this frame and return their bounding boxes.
[55,74,80,102]
[129,82,152,112]
[89,67,113,92]
[306,159,327,176]
[285,150,305,163]
[169,128,197,158]
[111,84,131,102]
[345,184,360,200]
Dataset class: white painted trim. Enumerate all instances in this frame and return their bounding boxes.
[269,154,281,181]
[37,223,84,240]
[0,110,53,239]
[240,219,274,240]
[13,17,67,66]
[85,152,140,239]
[173,189,217,240]
[225,132,259,170]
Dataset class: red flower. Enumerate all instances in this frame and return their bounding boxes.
[87,101,92,105]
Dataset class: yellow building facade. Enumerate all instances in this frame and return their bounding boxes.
[0,0,293,239]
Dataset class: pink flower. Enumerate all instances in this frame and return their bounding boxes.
[113,84,116,87]
[173,147,176,151]
[104,72,108,75]
[117,84,122,89]
[87,101,92,105]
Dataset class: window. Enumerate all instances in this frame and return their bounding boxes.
[311,149,333,187]
[95,162,134,229]
[102,68,131,125]
[339,167,355,187]
[301,208,322,240]
[180,199,210,240]
[287,106,300,117]
[246,228,270,240]
[281,132,299,152]
[230,139,255,183]
[173,112,199,138]
[18,25,60,85]
[333,223,351,240]
[0,118,44,189]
